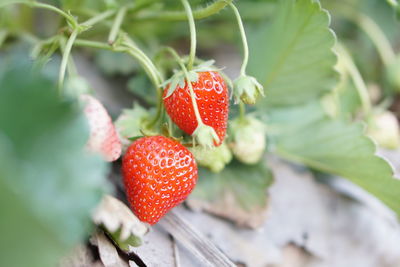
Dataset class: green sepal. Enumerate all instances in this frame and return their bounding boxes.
[233,75,264,105]
[189,142,232,173]
[163,60,221,99]
[192,123,220,148]
[127,136,144,142]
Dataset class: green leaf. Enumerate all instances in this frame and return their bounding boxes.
[0,145,67,267]
[127,74,155,104]
[0,61,110,267]
[268,102,400,216]
[95,50,138,76]
[188,160,273,227]
[248,0,338,106]
[115,103,150,149]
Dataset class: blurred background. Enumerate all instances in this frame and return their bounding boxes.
[1,0,400,266]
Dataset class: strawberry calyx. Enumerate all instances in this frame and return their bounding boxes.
[233,74,264,105]
[192,123,220,148]
[189,142,232,173]
[162,60,220,98]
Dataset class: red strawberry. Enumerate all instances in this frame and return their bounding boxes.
[163,71,229,146]
[122,136,198,224]
[81,94,122,161]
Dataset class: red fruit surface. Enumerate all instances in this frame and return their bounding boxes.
[122,136,198,224]
[81,94,122,162]
[163,71,229,146]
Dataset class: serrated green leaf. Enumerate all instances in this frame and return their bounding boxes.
[0,60,109,267]
[190,160,273,218]
[249,0,338,106]
[268,102,400,216]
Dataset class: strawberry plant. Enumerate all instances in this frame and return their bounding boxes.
[1,0,400,266]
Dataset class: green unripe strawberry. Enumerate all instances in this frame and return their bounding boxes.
[229,116,266,164]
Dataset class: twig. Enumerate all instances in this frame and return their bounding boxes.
[159,210,236,267]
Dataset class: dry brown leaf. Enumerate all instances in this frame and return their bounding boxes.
[92,195,148,249]
[91,231,129,267]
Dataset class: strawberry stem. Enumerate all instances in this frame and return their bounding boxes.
[108,7,127,45]
[59,36,78,78]
[0,1,79,29]
[58,29,79,90]
[181,0,196,70]
[336,42,371,115]
[166,47,203,124]
[162,47,220,146]
[229,3,249,76]
[239,102,246,122]
[132,0,233,21]
[336,7,395,66]
[81,9,116,27]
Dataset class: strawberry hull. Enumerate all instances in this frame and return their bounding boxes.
[163,71,229,146]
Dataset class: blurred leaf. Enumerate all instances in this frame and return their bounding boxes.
[0,146,66,267]
[127,74,155,104]
[95,50,138,76]
[188,160,273,228]
[0,61,109,267]
[248,0,338,106]
[268,102,400,216]
[92,195,148,250]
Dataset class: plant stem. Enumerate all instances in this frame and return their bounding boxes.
[75,39,113,50]
[58,29,78,90]
[0,1,79,29]
[59,37,78,77]
[336,43,371,115]
[74,38,164,128]
[82,9,116,27]
[229,3,249,76]
[163,47,204,127]
[108,7,127,44]
[181,0,196,70]
[74,38,162,90]
[239,102,246,121]
[122,41,162,89]
[133,0,233,21]
[335,5,395,66]
[356,14,395,66]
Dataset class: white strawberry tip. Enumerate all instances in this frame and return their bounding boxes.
[233,74,264,105]
[230,116,266,165]
[192,123,220,148]
[189,142,232,173]
[80,94,122,162]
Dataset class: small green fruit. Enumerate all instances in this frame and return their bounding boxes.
[233,75,264,105]
[229,116,266,164]
[367,111,400,149]
[189,142,232,173]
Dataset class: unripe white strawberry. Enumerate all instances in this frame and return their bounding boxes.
[229,116,266,164]
[189,142,232,173]
[367,111,400,150]
[81,94,122,161]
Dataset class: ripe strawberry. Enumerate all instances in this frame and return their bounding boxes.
[163,71,229,146]
[81,94,122,162]
[122,136,198,224]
